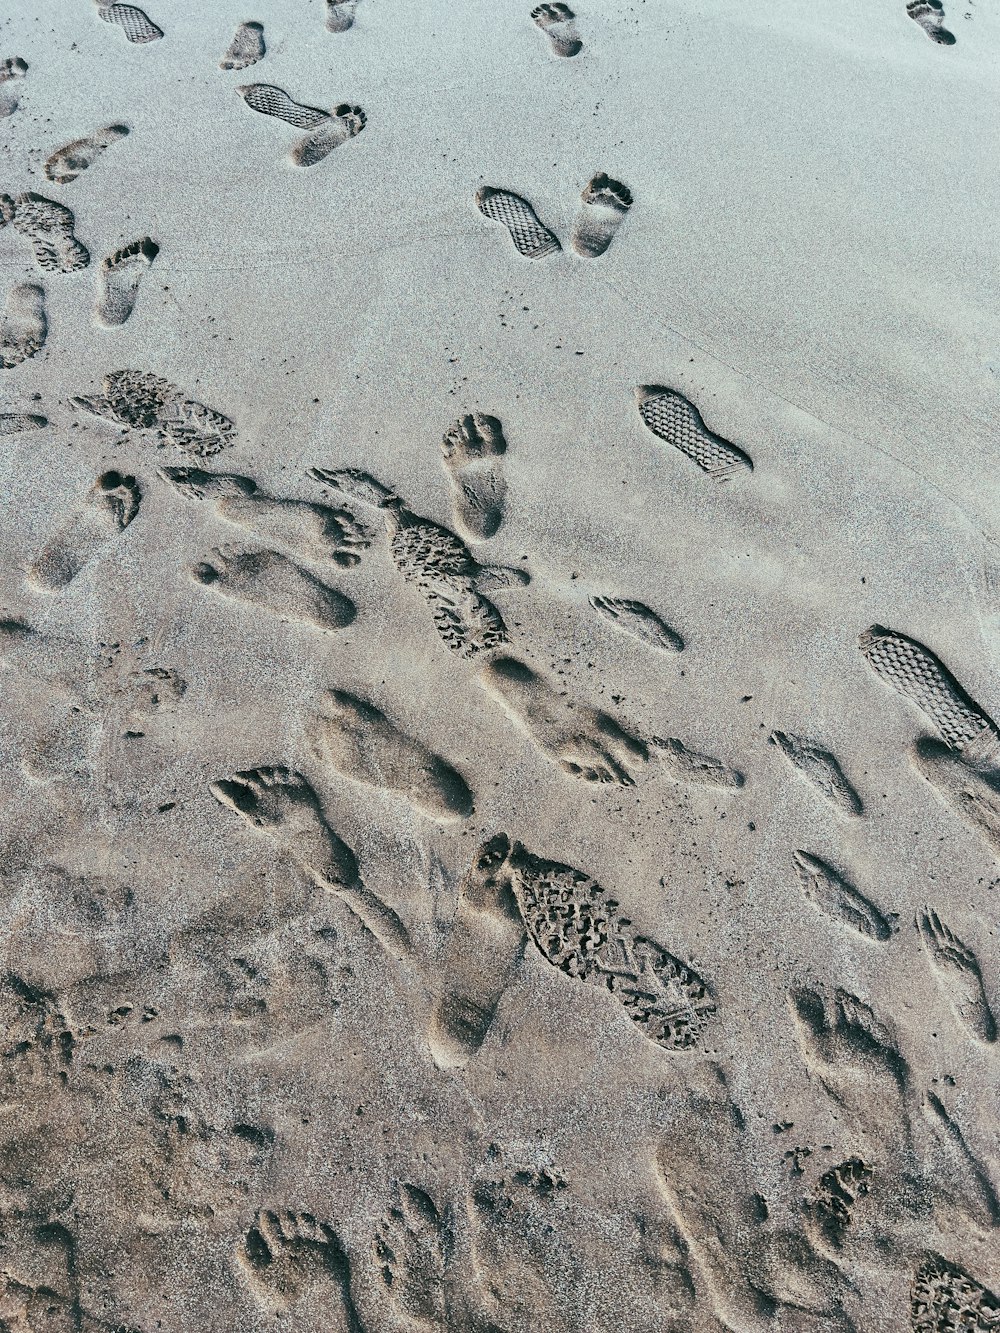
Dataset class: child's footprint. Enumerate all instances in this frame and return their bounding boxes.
[441,412,507,540]
[97,4,163,43]
[292,105,365,167]
[220,21,265,70]
[0,283,46,369]
[29,471,141,591]
[907,0,955,43]
[571,174,631,258]
[44,125,129,185]
[0,57,28,119]
[192,546,356,632]
[11,194,90,273]
[96,237,158,326]
[326,0,359,32]
[475,187,560,260]
[531,3,582,57]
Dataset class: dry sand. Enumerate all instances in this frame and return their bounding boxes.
[1,0,998,1329]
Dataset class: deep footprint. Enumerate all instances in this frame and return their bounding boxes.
[636,386,753,479]
[44,124,129,184]
[476,187,560,260]
[441,411,508,540]
[0,282,46,368]
[374,1184,451,1329]
[326,0,360,33]
[571,174,632,258]
[292,105,365,168]
[220,21,265,70]
[29,470,141,591]
[192,546,356,632]
[531,3,582,57]
[96,237,158,327]
[239,1207,363,1328]
[11,194,89,273]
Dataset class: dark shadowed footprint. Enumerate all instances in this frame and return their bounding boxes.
[292,105,366,167]
[75,368,235,455]
[531,3,582,56]
[792,850,892,942]
[441,412,507,540]
[374,1184,451,1330]
[160,465,369,566]
[220,21,265,70]
[239,1208,363,1329]
[192,546,356,632]
[310,688,474,821]
[97,4,163,43]
[44,124,129,184]
[326,0,360,32]
[237,84,364,165]
[476,187,560,260]
[95,237,158,326]
[0,57,28,119]
[0,411,47,435]
[636,386,753,479]
[0,283,46,368]
[10,193,89,272]
[589,595,683,652]
[571,174,631,258]
[910,1253,998,1330]
[210,765,411,959]
[916,908,996,1044]
[28,471,140,592]
[770,730,863,816]
[907,0,956,43]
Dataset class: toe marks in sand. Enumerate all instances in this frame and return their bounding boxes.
[907,0,956,44]
[770,730,863,816]
[532,3,583,57]
[572,174,632,258]
[96,237,158,326]
[193,546,356,633]
[240,1208,362,1327]
[44,124,129,185]
[916,908,996,1044]
[220,21,265,70]
[29,470,141,592]
[590,595,684,653]
[441,411,508,540]
[237,84,365,166]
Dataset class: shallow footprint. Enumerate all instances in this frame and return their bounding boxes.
[531,3,582,56]
[98,4,163,43]
[476,187,560,260]
[792,850,891,942]
[292,104,366,167]
[95,237,158,326]
[0,411,47,435]
[326,0,359,32]
[650,735,744,789]
[236,82,331,129]
[0,57,28,119]
[44,124,129,184]
[916,907,996,1044]
[906,0,956,43]
[770,729,863,817]
[239,1208,363,1328]
[11,193,89,273]
[374,1185,451,1330]
[636,386,753,479]
[911,736,1000,860]
[310,688,474,821]
[571,174,631,257]
[192,546,355,632]
[0,283,46,368]
[441,412,507,540]
[589,595,683,652]
[29,470,140,591]
[220,21,265,70]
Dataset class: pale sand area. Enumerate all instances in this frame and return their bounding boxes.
[0,0,998,1328]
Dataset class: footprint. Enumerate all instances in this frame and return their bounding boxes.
[160,465,369,566]
[310,689,474,821]
[44,124,129,185]
[911,736,1000,860]
[210,765,411,959]
[28,471,141,592]
[531,3,582,57]
[916,908,996,1043]
[0,57,28,119]
[428,837,527,1068]
[636,386,753,479]
[239,1208,363,1328]
[441,412,507,540]
[74,368,235,455]
[589,595,683,653]
[236,83,332,129]
[476,187,561,260]
[571,174,631,258]
[906,0,956,43]
[910,1254,998,1330]
[770,730,863,817]
[921,1090,1000,1232]
[479,655,648,785]
[805,1157,873,1253]
[374,1185,451,1330]
[97,4,163,43]
[95,237,158,327]
[650,735,745,789]
[792,850,892,942]
[0,283,46,369]
[291,104,365,168]
[220,21,265,70]
[859,625,999,760]
[0,411,47,434]
[326,0,359,30]
[10,193,89,273]
[192,546,356,633]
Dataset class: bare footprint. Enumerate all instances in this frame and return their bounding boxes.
[220,21,265,70]
[10,193,89,273]
[531,3,582,57]
[636,386,753,479]
[907,0,956,43]
[44,124,129,184]
[479,655,648,785]
[160,465,369,566]
[192,546,356,632]
[97,4,163,43]
[571,174,631,257]
[650,735,745,789]
[792,850,892,942]
[210,765,411,958]
[310,689,474,821]
[29,471,141,591]
[0,57,28,119]
[239,1208,363,1328]
[916,908,996,1044]
[441,412,507,540]
[589,595,683,652]
[770,730,863,816]
[326,0,359,32]
[0,412,47,435]
[95,237,158,326]
[374,1185,451,1329]
[74,368,235,455]
[476,187,560,260]
[291,104,366,168]
[911,736,1000,859]
[0,283,46,369]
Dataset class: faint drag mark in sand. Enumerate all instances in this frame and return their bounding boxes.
[0,57,28,118]
[907,0,956,44]
[96,3,163,44]
[192,546,356,633]
[571,174,631,258]
[220,21,264,70]
[792,850,893,942]
[238,1208,363,1329]
[770,730,863,817]
[0,283,46,369]
[44,124,129,184]
[237,84,365,166]
[75,368,235,455]
[532,3,582,57]
[636,386,753,479]
[8,193,89,272]
[28,471,140,592]
[589,595,684,653]
[95,237,158,326]
[441,412,507,540]
[916,908,996,1043]
[476,187,560,260]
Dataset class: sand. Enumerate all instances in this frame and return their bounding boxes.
[0,0,998,1329]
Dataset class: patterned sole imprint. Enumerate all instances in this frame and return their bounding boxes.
[98,5,163,43]
[636,386,753,479]
[236,83,331,130]
[10,194,89,273]
[476,187,560,260]
[74,368,234,455]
